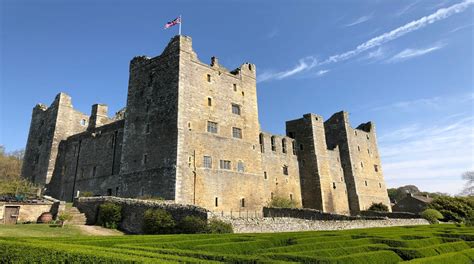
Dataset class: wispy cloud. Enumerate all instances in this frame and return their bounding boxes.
[344,14,373,27]
[264,28,279,39]
[372,92,473,112]
[386,43,445,63]
[395,0,421,17]
[449,23,474,33]
[258,0,474,82]
[257,56,318,82]
[316,69,329,76]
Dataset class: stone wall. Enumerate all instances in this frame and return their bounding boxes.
[360,210,422,219]
[74,196,208,234]
[219,217,428,233]
[0,202,60,223]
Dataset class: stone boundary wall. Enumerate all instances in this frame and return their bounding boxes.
[263,207,383,220]
[213,216,429,233]
[359,210,422,219]
[74,196,208,234]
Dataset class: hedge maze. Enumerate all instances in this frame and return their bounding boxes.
[1,225,473,263]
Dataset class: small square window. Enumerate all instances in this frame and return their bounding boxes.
[374,164,379,172]
[283,165,289,175]
[207,121,218,133]
[271,136,276,151]
[232,127,242,139]
[232,104,241,115]
[241,198,245,207]
[233,83,237,91]
[203,156,212,168]
[207,74,211,82]
[333,182,336,189]
[220,160,231,170]
[237,161,245,172]
[365,180,368,186]
[264,171,267,180]
[208,97,212,106]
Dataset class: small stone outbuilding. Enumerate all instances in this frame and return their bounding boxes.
[392,193,433,214]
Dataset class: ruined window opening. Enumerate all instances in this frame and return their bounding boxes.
[188,156,192,167]
[271,192,274,200]
[299,144,304,151]
[231,104,241,115]
[81,168,84,178]
[187,122,192,130]
[288,132,295,138]
[145,124,150,134]
[259,133,265,153]
[92,166,97,177]
[140,187,145,196]
[365,180,368,186]
[283,165,289,175]
[367,135,370,140]
[282,139,287,153]
[40,120,45,127]
[233,83,237,91]
[207,121,218,133]
[357,146,360,151]
[208,97,212,106]
[379,183,382,188]
[215,197,218,207]
[207,74,211,82]
[145,100,151,112]
[360,162,364,168]
[241,198,245,207]
[232,127,242,139]
[367,149,370,154]
[264,171,267,180]
[203,156,212,168]
[302,159,306,167]
[107,189,112,196]
[241,91,245,96]
[271,136,276,151]
[237,161,245,172]
[143,154,148,165]
[292,141,296,155]
[220,160,231,170]
[248,64,252,71]
[333,182,336,189]
[341,177,344,182]
[80,119,86,126]
[115,187,119,195]
[38,139,42,146]
[374,164,379,172]
[290,194,293,201]
[354,131,357,136]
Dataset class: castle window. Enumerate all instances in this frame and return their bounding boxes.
[259,133,265,153]
[233,83,237,91]
[299,144,304,151]
[92,166,97,177]
[38,139,42,146]
[374,164,379,172]
[288,132,295,138]
[237,161,245,172]
[302,159,306,167]
[333,182,336,189]
[242,91,245,96]
[187,122,192,130]
[248,64,252,71]
[365,180,368,186]
[145,99,151,112]
[290,194,293,201]
[354,131,358,136]
[107,189,112,196]
[367,149,370,154]
[220,160,231,170]
[140,187,145,196]
[232,127,242,139]
[292,141,296,155]
[379,182,382,188]
[283,165,289,175]
[61,166,66,176]
[80,168,84,178]
[207,121,218,133]
[73,145,77,156]
[207,74,211,82]
[357,145,360,151]
[360,162,364,168]
[282,139,287,153]
[271,136,276,151]
[231,104,241,115]
[341,177,344,182]
[143,154,148,165]
[145,123,150,133]
[215,197,218,207]
[115,187,119,195]
[80,119,86,126]
[241,198,245,207]
[207,97,212,106]
[367,135,370,140]
[271,192,274,199]
[264,171,267,180]
[203,156,212,168]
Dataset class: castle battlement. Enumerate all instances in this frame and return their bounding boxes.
[22,35,390,215]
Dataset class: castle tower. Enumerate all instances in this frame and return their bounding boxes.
[324,111,391,214]
[286,114,350,214]
[22,93,89,186]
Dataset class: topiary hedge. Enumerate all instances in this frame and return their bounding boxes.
[421,209,443,224]
[97,202,122,229]
[143,209,176,234]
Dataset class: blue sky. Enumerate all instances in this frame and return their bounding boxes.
[1,0,473,194]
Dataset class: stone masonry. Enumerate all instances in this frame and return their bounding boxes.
[22,35,391,215]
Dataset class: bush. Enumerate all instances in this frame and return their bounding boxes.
[80,191,93,197]
[177,216,208,234]
[207,218,233,234]
[464,210,474,227]
[97,202,121,229]
[368,202,389,212]
[421,209,443,224]
[58,212,73,227]
[428,196,474,223]
[143,209,176,234]
[266,196,297,208]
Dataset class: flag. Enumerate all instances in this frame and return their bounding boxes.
[164,16,181,29]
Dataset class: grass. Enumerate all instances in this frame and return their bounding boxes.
[0,224,472,263]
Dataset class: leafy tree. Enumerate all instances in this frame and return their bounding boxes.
[460,171,474,196]
[97,203,122,229]
[421,209,443,224]
[207,218,233,234]
[143,209,176,234]
[177,216,208,234]
[266,196,297,208]
[368,202,389,212]
[428,196,474,223]
[0,146,37,198]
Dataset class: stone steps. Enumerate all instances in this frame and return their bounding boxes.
[64,206,87,225]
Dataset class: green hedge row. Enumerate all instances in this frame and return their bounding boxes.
[405,248,474,264]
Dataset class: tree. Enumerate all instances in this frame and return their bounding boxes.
[421,209,443,224]
[368,202,389,212]
[0,146,36,198]
[460,171,474,196]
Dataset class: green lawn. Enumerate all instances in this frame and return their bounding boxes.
[0,224,84,237]
[0,224,473,263]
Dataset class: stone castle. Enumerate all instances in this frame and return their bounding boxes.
[22,35,390,215]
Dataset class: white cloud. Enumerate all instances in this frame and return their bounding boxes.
[372,92,473,111]
[387,43,445,63]
[395,0,421,17]
[258,0,474,82]
[316,69,329,76]
[257,56,318,82]
[344,14,373,27]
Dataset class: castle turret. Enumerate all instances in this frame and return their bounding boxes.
[88,104,109,130]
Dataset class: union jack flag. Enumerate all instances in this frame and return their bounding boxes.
[164,16,181,29]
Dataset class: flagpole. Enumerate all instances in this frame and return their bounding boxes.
[179,15,182,35]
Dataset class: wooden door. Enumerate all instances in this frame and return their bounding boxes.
[4,206,20,224]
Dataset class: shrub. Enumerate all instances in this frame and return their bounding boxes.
[464,210,474,227]
[57,212,73,227]
[137,195,165,201]
[428,196,474,223]
[143,209,176,234]
[207,218,233,234]
[80,191,93,197]
[266,196,297,208]
[368,202,389,212]
[97,202,121,229]
[421,209,443,224]
[177,216,208,234]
